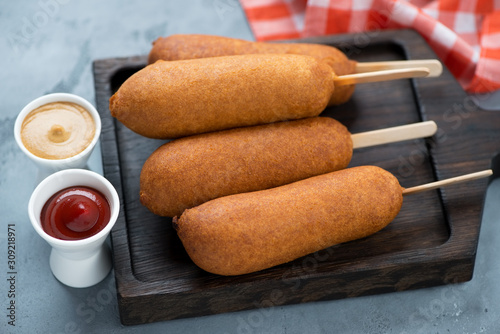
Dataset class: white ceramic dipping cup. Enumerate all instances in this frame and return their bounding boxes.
[14,93,101,183]
[28,169,119,288]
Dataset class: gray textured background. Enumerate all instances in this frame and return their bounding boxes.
[1,0,500,333]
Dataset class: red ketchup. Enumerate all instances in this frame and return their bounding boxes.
[40,186,111,240]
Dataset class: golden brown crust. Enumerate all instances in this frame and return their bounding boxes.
[148,34,356,105]
[148,34,355,74]
[175,166,403,276]
[110,54,335,139]
[140,117,353,217]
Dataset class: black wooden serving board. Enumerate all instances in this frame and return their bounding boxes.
[92,29,499,326]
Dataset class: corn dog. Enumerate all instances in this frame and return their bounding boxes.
[140,117,352,217]
[148,34,356,105]
[110,54,335,139]
[173,166,403,276]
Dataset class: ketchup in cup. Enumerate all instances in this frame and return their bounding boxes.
[40,186,111,240]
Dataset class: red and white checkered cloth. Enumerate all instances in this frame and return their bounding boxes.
[239,0,500,93]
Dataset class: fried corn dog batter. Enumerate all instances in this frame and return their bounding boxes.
[148,34,356,105]
[110,54,335,139]
[140,117,352,217]
[173,166,404,276]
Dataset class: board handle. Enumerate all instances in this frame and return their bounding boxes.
[355,59,443,77]
[402,170,493,195]
[351,121,437,149]
[334,67,430,86]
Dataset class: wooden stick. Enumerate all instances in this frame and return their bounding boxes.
[351,121,437,149]
[334,67,430,86]
[355,59,443,77]
[402,170,493,196]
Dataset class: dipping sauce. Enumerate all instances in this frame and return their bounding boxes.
[40,186,110,240]
[21,102,95,159]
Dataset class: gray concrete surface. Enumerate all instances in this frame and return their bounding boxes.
[1,0,500,333]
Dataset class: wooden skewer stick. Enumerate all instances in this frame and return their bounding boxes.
[351,121,437,149]
[402,170,493,196]
[355,59,443,77]
[334,67,430,86]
